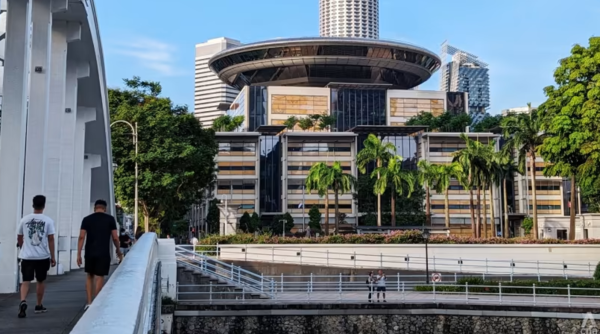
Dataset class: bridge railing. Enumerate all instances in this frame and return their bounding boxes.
[70,233,161,334]
[175,245,273,297]
[214,244,597,279]
[177,279,600,308]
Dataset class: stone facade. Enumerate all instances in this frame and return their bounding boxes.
[175,314,594,334]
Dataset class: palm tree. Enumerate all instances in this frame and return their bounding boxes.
[283,116,298,131]
[496,150,519,238]
[373,155,416,226]
[357,134,396,226]
[330,162,356,232]
[417,160,438,226]
[305,162,332,235]
[298,117,314,132]
[479,141,497,238]
[452,134,488,237]
[435,162,463,229]
[501,104,546,239]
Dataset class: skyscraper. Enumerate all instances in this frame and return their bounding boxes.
[319,0,379,39]
[440,42,490,115]
[194,37,242,128]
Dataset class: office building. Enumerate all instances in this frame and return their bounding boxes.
[207,37,477,232]
[194,37,242,128]
[319,0,379,39]
[440,42,490,115]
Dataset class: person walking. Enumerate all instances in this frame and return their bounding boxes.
[376,269,387,302]
[366,271,375,303]
[76,199,121,310]
[119,228,132,260]
[16,195,56,318]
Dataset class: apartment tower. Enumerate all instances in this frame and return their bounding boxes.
[319,0,379,39]
[194,37,241,128]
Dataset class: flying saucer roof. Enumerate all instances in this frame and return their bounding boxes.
[208,37,441,90]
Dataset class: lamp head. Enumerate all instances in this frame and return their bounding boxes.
[422,229,430,240]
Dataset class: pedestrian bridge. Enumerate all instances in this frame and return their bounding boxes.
[0,0,114,293]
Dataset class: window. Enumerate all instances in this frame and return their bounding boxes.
[557,229,567,240]
[218,142,256,156]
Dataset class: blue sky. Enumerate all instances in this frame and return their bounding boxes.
[97,0,599,114]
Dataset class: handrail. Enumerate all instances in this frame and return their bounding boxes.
[175,245,273,298]
[176,280,600,308]
[70,233,160,334]
[215,244,596,278]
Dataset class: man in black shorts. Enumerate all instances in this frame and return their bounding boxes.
[76,199,121,309]
[17,195,57,318]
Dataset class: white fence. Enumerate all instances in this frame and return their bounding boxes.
[216,244,600,278]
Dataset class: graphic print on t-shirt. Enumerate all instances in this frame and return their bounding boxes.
[26,219,47,246]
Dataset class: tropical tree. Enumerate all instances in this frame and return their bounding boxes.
[318,114,337,131]
[329,162,357,232]
[211,114,244,132]
[357,134,396,226]
[372,155,416,226]
[308,205,322,233]
[239,212,251,233]
[537,38,600,240]
[110,77,217,232]
[305,162,333,235]
[501,105,546,239]
[283,116,298,131]
[406,111,472,132]
[434,162,463,229]
[417,160,438,226]
[298,117,314,132]
[452,134,489,238]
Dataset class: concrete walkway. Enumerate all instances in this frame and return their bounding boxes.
[0,267,115,334]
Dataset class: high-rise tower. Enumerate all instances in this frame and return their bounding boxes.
[194,37,242,128]
[319,0,379,39]
[440,42,490,115]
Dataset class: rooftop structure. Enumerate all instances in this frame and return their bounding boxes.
[208,38,441,90]
[319,0,379,39]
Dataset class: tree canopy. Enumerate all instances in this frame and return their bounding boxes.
[406,111,471,132]
[110,77,217,232]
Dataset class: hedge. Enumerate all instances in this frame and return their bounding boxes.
[414,277,600,296]
[199,231,600,246]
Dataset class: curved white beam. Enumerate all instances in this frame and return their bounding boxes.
[0,0,114,292]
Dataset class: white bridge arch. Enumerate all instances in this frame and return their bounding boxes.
[0,0,114,293]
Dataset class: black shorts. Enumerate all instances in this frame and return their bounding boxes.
[21,259,51,282]
[85,257,110,276]
[376,286,386,292]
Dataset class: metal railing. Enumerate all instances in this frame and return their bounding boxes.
[175,245,273,298]
[215,245,597,278]
[177,279,600,308]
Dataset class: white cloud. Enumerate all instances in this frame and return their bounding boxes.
[110,37,185,76]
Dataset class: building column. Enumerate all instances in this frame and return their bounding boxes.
[69,106,95,269]
[22,0,52,218]
[0,0,33,294]
[50,21,82,273]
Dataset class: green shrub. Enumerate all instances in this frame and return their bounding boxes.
[239,212,251,233]
[522,217,533,235]
[308,206,322,232]
[594,262,600,280]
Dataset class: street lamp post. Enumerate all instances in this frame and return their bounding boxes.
[280,219,286,238]
[423,228,430,284]
[110,120,140,234]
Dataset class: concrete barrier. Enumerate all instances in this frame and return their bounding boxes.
[217,244,600,277]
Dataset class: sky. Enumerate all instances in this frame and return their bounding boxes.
[96,0,599,114]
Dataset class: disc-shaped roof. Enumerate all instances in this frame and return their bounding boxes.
[208,38,441,90]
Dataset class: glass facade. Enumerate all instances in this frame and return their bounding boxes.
[384,136,419,170]
[226,88,247,132]
[456,65,490,114]
[247,86,267,131]
[331,88,386,131]
[259,136,281,212]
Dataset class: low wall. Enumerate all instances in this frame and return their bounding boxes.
[174,304,599,334]
[218,244,600,277]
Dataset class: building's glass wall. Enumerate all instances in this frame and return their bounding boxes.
[247,86,267,131]
[331,88,386,131]
[259,136,281,212]
[457,66,490,114]
[226,88,247,132]
[384,136,419,170]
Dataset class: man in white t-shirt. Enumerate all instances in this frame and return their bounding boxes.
[17,195,56,318]
[376,269,387,302]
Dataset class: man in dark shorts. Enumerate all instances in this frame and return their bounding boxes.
[76,199,121,309]
[16,195,56,318]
